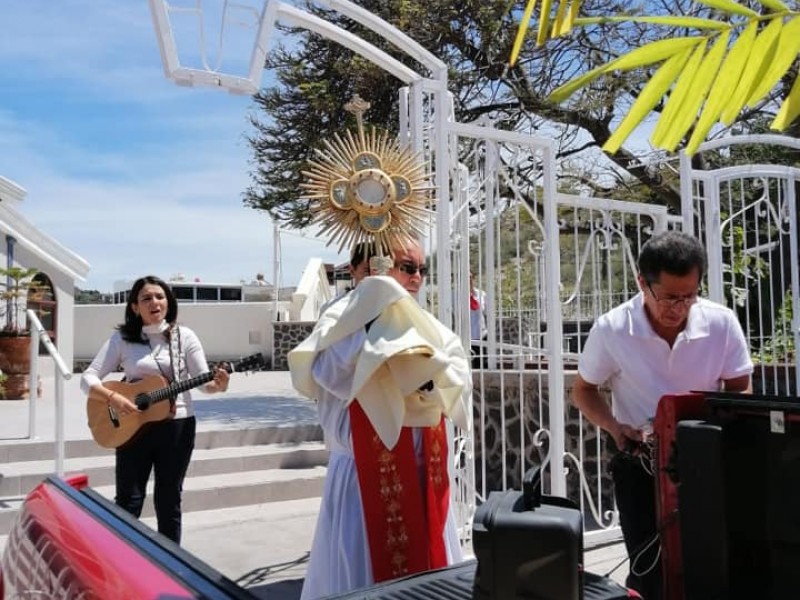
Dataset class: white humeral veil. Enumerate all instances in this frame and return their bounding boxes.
[289,277,471,599]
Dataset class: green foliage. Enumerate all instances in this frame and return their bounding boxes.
[74,288,110,304]
[469,202,638,314]
[722,224,768,307]
[0,267,42,336]
[752,291,795,363]
[0,373,6,399]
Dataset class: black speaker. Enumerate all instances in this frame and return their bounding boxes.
[675,420,729,599]
[676,394,800,600]
[472,467,583,600]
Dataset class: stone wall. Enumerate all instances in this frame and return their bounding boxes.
[472,370,615,512]
[272,321,315,370]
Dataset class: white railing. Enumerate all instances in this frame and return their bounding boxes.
[27,308,72,476]
[291,258,331,321]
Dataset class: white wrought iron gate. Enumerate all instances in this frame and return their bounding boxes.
[681,135,800,397]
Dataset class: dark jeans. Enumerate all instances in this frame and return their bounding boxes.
[610,451,662,600]
[471,343,487,369]
[115,416,196,544]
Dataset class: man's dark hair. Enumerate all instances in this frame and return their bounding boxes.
[350,240,392,268]
[638,231,707,284]
[350,242,375,268]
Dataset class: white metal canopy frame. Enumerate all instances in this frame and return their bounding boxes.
[148,0,443,93]
[147,0,454,327]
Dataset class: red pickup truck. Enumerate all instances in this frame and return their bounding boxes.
[1,475,259,599]
[1,475,633,599]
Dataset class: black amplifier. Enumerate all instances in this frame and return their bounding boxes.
[472,466,583,600]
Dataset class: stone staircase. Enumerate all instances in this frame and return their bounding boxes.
[0,423,329,537]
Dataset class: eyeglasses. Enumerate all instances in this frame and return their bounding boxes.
[395,261,429,277]
[647,282,699,309]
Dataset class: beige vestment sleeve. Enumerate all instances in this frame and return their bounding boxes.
[289,277,471,449]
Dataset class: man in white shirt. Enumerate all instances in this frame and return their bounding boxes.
[573,231,753,600]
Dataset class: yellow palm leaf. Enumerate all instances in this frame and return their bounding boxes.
[661,31,730,151]
[746,16,800,107]
[548,67,608,102]
[771,72,800,131]
[564,0,581,33]
[753,0,789,12]
[651,40,708,148]
[695,0,759,17]
[603,48,694,154]
[612,37,705,71]
[549,37,703,102]
[551,0,570,38]
[720,17,782,124]
[574,15,731,30]
[537,0,555,45]
[686,21,758,155]
[509,0,538,67]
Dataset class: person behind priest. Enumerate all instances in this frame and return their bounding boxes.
[572,231,753,600]
[81,275,229,544]
[319,241,376,314]
[297,237,469,600]
[468,270,487,368]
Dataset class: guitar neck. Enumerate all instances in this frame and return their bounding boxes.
[149,372,215,404]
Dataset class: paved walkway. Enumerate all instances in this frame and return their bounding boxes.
[0,371,628,598]
[0,371,317,442]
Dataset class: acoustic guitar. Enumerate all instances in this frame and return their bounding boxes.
[87,353,264,449]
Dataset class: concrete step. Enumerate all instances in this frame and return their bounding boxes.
[0,421,328,537]
[0,423,323,463]
[0,441,329,498]
[0,461,328,536]
[92,466,327,516]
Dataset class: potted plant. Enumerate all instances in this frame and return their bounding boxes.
[0,266,43,399]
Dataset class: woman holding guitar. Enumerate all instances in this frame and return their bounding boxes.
[81,275,229,544]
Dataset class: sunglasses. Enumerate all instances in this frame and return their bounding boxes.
[395,261,429,277]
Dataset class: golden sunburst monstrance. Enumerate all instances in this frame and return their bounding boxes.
[300,95,434,268]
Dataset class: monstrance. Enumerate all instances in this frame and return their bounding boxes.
[300,95,434,274]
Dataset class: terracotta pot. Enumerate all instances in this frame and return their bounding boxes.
[2,373,42,400]
[0,336,41,399]
[0,335,32,375]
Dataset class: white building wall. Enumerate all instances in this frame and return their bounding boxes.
[74,301,292,366]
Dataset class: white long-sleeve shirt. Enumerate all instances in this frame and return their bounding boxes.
[81,325,211,419]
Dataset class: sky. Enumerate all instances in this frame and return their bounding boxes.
[0,1,346,293]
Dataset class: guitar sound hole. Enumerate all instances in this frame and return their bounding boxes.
[135,394,152,411]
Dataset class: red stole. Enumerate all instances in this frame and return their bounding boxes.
[349,402,450,582]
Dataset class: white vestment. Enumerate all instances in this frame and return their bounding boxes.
[289,277,471,599]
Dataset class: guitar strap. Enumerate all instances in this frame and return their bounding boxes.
[167,325,183,411]
[168,324,183,383]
